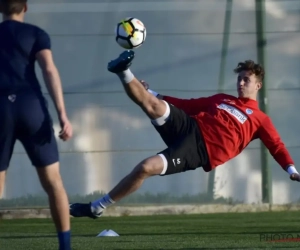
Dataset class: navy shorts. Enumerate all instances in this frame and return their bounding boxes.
[0,93,59,171]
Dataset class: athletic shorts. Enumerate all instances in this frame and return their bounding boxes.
[153,102,209,176]
[0,93,59,171]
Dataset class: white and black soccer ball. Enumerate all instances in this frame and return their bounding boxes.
[115,17,146,49]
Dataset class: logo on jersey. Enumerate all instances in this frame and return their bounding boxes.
[246,108,253,115]
[217,103,247,124]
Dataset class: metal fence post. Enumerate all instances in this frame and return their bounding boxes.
[255,0,272,204]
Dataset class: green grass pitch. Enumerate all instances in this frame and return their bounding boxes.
[1,211,300,249]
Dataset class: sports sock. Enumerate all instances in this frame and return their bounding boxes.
[91,194,115,214]
[117,69,134,84]
[57,230,71,250]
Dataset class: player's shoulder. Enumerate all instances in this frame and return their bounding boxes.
[23,22,48,35]
[208,93,236,101]
[257,111,271,122]
[249,107,271,127]
[8,21,49,38]
[0,21,47,40]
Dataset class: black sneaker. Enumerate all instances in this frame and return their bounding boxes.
[69,203,102,219]
[107,50,135,73]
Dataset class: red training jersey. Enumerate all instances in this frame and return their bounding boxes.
[163,93,293,172]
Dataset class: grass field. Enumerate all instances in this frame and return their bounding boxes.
[1,211,300,249]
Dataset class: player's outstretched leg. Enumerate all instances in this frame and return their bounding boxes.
[70,154,166,219]
[107,50,167,121]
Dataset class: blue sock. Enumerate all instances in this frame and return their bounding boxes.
[57,230,71,250]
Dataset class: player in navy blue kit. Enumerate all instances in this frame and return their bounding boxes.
[0,1,72,249]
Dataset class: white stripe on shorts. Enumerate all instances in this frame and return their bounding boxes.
[158,153,168,175]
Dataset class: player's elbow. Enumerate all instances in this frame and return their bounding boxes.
[41,64,58,76]
[41,65,59,83]
[267,142,285,156]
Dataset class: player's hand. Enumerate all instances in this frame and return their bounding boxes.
[59,115,73,141]
[290,173,300,182]
[140,80,149,90]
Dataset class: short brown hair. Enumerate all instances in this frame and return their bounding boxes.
[234,60,265,82]
[0,0,27,16]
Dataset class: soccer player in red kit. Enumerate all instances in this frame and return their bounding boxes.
[70,50,300,219]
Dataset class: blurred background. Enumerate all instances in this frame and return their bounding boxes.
[2,0,300,206]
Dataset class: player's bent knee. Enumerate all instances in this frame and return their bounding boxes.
[150,100,170,126]
[134,155,166,178]
[134,162,153,178]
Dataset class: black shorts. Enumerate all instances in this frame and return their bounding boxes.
[0,93,59,171]
[153,102,209,176]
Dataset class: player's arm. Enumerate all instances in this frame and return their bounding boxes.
[36,50,66,117]
[140,80,211,115]
[34,30,72,141]
[258,116,300,181]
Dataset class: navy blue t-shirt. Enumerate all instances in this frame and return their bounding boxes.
[0,20,51,96]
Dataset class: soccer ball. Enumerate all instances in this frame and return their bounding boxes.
[115,17,146,49]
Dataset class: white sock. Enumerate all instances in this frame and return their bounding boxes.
[91,194,115,214]
[117,69,134,84]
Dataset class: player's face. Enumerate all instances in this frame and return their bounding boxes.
[236,70,262,99]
